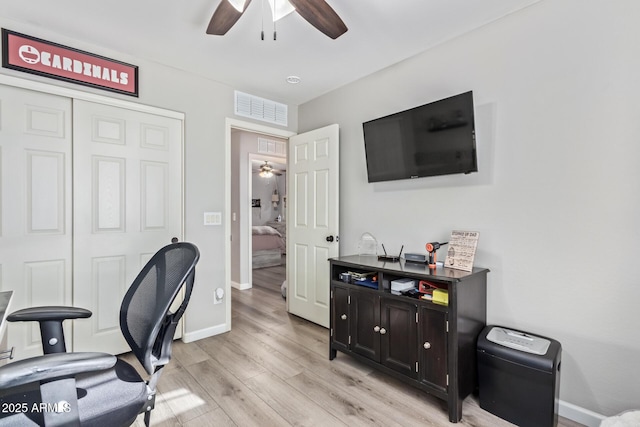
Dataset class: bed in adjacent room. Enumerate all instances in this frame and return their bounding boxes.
[252,225,286,268]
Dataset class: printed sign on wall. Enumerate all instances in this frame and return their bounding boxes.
[2,29,138,97]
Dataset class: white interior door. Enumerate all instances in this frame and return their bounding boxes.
[0,84,73,360]
[72,100,183,354]
[287,124,339,328]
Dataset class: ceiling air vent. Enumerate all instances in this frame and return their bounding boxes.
[235,91,288,127]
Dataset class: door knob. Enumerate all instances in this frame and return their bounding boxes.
[379,328,387,335]
[424,342,431,349]
[326,235,334,242]
[374,326,380,332]
[341,314,347,320]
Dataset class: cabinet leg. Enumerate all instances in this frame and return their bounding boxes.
[329,348,337,360]
[448,398,463,423]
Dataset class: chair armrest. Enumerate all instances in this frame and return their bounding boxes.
[0,352,116,389]
[7,306,92,323]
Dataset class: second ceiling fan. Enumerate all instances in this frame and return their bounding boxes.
[206,0,348,40]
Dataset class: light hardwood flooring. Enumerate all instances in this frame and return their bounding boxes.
[251,260,286,294]
[129,264,584,427]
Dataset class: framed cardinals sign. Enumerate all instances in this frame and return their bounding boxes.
[2,29,139,97]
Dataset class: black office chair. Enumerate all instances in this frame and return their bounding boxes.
[0,242,200,427]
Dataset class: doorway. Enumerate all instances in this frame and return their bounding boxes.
[225,119,295,328]
[249,153,287,295]
[225,119,340,330]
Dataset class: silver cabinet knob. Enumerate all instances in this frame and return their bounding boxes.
[380,328,387,335]
[341,314,347,320]
[424,342,431,349]
[373,325,380,332]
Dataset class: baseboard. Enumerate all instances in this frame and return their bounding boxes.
[559,400,606,427]
[182,323,229,343]
[231,280,251,290]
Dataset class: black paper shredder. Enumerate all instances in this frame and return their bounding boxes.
[477,325,562,427]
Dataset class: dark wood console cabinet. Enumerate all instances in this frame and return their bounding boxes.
[329,255,488,423]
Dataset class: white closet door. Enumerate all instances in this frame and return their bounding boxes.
[0,84,73,360]
[72,100,183,354]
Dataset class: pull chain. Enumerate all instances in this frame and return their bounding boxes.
[260,0,264,40]
[273,0,277,40]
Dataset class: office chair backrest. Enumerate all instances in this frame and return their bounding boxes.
[120,242,200,375]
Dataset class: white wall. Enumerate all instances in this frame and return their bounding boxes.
[0,16,298,341]
[298,0,640,418]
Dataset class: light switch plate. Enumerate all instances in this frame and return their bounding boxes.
[204,212,222,225]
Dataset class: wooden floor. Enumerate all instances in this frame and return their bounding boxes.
[130,264,584,427]
[251,260,286,295]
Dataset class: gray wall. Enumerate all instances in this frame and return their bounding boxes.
[298,0,640,418]
[0,16,298,340]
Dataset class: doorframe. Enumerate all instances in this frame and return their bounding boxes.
[224,118,295,329]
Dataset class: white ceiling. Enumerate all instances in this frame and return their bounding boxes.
[0,0,539,105]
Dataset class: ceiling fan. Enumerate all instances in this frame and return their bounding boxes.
[206,0,348,40]
[255,161,284,177]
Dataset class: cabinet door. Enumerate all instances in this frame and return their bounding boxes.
[419,306,448,390]
[350,290,380,362]
[380,298,418,378]
[331,285,350,352]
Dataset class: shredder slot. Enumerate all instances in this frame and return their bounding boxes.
[486,326,551,355]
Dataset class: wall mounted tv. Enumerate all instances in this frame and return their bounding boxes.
[362,91,477,183]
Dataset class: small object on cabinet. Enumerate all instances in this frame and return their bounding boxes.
[425,241,448,269]
[339,272,352,283]
[418,280,446,294]
[404,253,427,263]
[391,278,415,294]
[377,244,403,262]
[432,289,449,306]
[444,230,480,272]
[357,232,378,256]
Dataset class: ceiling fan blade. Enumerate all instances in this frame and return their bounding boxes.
[288,0,347,39]
[206,0,252,35]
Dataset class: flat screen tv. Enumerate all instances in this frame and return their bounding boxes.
[362,91,477,183]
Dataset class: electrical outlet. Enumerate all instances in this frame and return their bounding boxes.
[214,287,224,304]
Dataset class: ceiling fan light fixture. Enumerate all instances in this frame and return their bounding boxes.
[259,161,275,178]
[267,0,295,21]
[227,0,247,12]
[208,0,347,39]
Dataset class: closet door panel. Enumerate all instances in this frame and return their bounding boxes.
[72,100,183,354]
[0,84,72,360]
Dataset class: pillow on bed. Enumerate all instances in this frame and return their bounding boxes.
[252,225,282,236]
